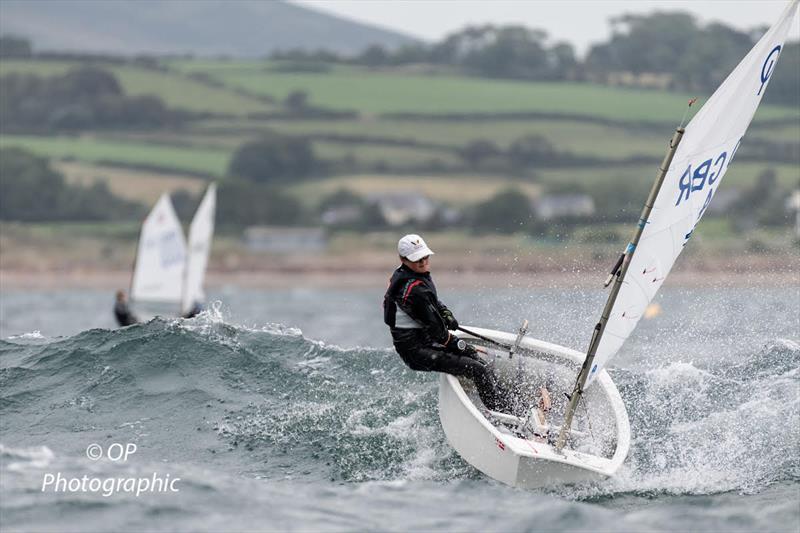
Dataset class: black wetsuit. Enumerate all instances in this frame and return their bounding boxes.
[114,302,138,327]
[383,264,509,412]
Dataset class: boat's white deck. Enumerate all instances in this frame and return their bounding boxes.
[459,346,619,460]
[439,326,630,485]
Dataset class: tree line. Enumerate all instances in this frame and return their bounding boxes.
[0,146,305,227]
[0,67,178,133]
[2,145,794,237]
[272,12,799,107]
[0,148,142,221]
[3,9,798,116]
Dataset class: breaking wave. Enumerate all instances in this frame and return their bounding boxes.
[1,313,797,497]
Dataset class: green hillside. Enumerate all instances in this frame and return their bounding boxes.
[0,60,273,115]
[168,60,800,122]
[535,163,800,190]
[2,56,797,224]
[196,117,668,159]
[0,135,229,176]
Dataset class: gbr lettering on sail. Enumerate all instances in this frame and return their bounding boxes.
[674,44,783,229]
[674,138,739,210]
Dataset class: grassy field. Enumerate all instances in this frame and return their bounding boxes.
[0,60,81,77]
[195,117,670,159]
[0,60,272,115]
[6,57,796,130]
[55,161,208,204]
[192,113,798,160]
[5,130,795,212]
[288,174,542,207]
[107,130,462,166]
[313,142,461,167]
[0,134,230,176]
[748,122,800,143]
[2,57,797,224]
[285,160,799,209]
[166,59,799,122]
[536,162,800,189]
[111,131,249,150]
[167,59,363,75]
[1,132,464,175]
[7,122,794,184]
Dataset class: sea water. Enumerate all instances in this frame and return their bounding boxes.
[1,285,798,532]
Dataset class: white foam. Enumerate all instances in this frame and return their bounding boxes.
[775,338,800,351]
[296,356,332,370]
[607,353,800,496]
[7,330,44,340]
[257,323,303,337]
[0,443,55,470]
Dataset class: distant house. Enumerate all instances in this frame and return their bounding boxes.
[593,71,673,90]
[532,194,595,221]
[243,226,327,253]
[787,189,800,237]
[320,205,362,226]
[366,192,437,227]
[705,187,742,215]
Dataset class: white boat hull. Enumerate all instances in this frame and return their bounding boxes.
[438,327,630,488]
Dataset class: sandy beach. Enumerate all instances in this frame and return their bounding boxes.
[2,253,797,290]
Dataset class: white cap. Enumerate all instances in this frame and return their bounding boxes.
[398,234,435,262]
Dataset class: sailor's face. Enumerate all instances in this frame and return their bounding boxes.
[403,255,430,274]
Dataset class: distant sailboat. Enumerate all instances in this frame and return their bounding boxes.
[182,183,217,317]
[129,184,216,317]
[439,0,798,488]
[130,193,187,308]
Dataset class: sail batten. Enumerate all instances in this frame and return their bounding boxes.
[584,0,798,386]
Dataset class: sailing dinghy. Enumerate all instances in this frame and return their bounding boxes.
[129,192,187,312]
[440,326,630,488]
[130,184,217,317]
[182,183,217,316]
[439,0,798,488]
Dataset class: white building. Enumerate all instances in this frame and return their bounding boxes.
[243,226,327,253]
[532,194,595,221]
[367,192,437,227]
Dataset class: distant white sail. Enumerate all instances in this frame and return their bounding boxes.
[130,193,187,304]
[586,0,799,385]
[181,183,216,315]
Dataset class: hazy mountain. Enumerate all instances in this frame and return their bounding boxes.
[0,0,420,57]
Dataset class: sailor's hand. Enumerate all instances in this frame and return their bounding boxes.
[441,308,459,330]
[449,336,479,359]
[444,334,465,352]
[461,342,479,359]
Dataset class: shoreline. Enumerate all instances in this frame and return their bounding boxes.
[3,223,798,290]
[2,265,797,290]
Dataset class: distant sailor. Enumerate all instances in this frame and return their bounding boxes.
[113,290,139,327]
[384,234,511,413]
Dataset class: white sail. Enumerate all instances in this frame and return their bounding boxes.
[181,183,216,315]
[586,0,799,385]
[130,193,187,304]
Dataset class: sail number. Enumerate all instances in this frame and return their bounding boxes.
[759,45,782,96]
[159,231,185,268]
[675,139,741,210]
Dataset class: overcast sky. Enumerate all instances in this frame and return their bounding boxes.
[292,0,800,57]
